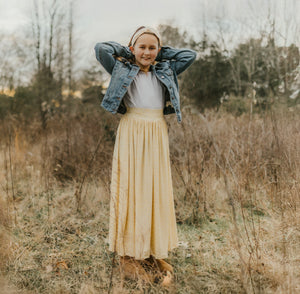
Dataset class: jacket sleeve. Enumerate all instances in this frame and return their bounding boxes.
[156,46,197,75]
[94,41,133,75]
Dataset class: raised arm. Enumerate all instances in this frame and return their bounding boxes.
[94,41,133,75]
[156,46,197,75]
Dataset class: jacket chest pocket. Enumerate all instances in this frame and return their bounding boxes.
[165,69,175,83]
[165,68,173,76]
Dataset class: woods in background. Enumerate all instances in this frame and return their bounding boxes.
[0,3,299,125]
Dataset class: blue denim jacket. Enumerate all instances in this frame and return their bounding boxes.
[94,41,196,123]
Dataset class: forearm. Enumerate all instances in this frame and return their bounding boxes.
[156,46,196,61]
[95,41,132,58]
[156,46,197,75]
[94,41,133,74]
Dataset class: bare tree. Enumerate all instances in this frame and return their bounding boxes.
[67,0,74,98]
[30,0,74,128]
[32,0,41,72]
[0,32,31,93]
[48,0,59,74]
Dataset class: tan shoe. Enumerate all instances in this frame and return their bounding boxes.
[120,256,153,283]
[156,259,174,273]
[141,256,174,286]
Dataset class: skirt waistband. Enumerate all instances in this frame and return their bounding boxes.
[124,107,164,120]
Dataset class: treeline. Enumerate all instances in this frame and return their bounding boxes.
[179,33,299,110]
[0,20,299,125]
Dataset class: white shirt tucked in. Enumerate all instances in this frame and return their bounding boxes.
[123,70,166,109]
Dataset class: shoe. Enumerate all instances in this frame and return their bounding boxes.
[141,256,174,286]
[156,259,174,273]
[119,256,153,283]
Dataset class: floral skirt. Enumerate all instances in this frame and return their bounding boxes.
[108,107,178,260]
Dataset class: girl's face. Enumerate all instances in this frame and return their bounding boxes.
[129,33,161,72]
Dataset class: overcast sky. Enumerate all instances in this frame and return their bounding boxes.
[0,0,299,69]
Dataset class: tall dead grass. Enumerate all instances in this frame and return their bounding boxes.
[0,187,23,293]
[0,197,11,270]
[167,103,300,293]
[0,102,299,293]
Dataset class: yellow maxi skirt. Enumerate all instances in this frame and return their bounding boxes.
[108,107,178,260]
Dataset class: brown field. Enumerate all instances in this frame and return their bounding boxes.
[0,101,299,293]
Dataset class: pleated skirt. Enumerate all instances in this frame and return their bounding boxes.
[108,107,178,260]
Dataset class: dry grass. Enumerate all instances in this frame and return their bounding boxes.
[0,197,11,261]
[0,182,24,293]
[0,102,299,293]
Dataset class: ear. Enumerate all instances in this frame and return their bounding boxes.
[129,46,135,55]
[158,47,161,53]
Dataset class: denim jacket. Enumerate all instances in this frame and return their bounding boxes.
[94,41,196,123]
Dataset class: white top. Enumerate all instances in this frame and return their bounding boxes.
[123,70,166,109]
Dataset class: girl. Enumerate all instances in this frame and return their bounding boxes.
[94,26,196,284]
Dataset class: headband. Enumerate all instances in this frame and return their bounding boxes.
[130,27,162,47]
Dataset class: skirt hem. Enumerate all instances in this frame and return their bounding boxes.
[108,243,179,260]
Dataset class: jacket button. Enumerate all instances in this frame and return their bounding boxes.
[161,76,164,78]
